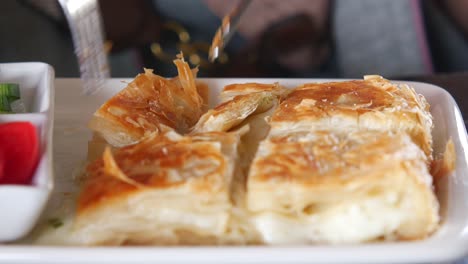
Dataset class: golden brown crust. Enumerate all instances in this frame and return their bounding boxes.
[74,75,439,246]
[272,81,390,122]
[196,81,210,112]
[88,58,205,147]
[88,73,173,145]
[250,131,428,187]
[221,82,289,102]
[270,76,433,159]
[191,92,278,133]
[273,78,426,122]
[247,131,439,242]
[223,82,282,93]
[78,131,234,215]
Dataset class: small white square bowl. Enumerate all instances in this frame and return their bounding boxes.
[0,62,54,241]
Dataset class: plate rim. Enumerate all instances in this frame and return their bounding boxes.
[2,78,467,264]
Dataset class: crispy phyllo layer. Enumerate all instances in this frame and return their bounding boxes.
[270,75,433,160]
[220,82,289,102]
[248,131,439,244]
[88,57,204,147]
[41,75,441,246]
[73,130,257,245]
[192,91,277,133]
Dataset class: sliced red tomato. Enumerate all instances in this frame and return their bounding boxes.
[0,150,4,181]
[0,122,40,184]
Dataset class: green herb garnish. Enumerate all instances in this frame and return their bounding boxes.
[0,83,20,113]
[48,217,64,229]
[0,95,11,112]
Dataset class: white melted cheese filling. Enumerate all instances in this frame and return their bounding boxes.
[253,192,409,244]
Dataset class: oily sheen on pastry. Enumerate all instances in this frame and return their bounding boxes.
[192,83,288,173]
[88,57,204,147]
[269,75,433,160]
[73,130,257,245]
[36,74,440,246]
[220,82,289,102]
[247,131,439,244]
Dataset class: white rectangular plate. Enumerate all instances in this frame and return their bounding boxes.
[1,78,467,264]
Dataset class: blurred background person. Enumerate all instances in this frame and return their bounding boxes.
[1,0,467,79]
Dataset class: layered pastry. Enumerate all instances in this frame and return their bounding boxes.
[36,75,441,246]
[246,76,438,244]
[191,91,277,133]
[88,57,205,147]
[73,130,257,245]
[269,75,433,160]
[220,82,289,102]
[247,131,439,244]
[192,83,288,174]
[192,82,288,133]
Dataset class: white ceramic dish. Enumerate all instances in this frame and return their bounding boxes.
[1,78,467,264]
[0,62,54,241]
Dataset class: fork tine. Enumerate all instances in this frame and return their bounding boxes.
[59,0,110,95]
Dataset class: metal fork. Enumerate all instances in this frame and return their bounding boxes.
[59,0,110,95]
[208,0,252,62]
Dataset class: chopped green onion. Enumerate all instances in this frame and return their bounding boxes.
[48,217,64,229]
[0,83,21,113]
[0,83,20,102]
[0,95,11,112]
